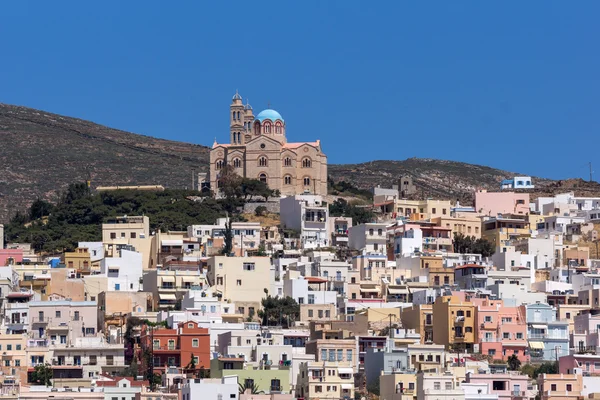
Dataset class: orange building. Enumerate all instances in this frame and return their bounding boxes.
[140,321,210,373]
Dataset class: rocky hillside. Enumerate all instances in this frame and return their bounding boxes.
[1,103,599,223]
[0,103,209,222]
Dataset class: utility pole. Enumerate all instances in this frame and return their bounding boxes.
[388,313,394,339]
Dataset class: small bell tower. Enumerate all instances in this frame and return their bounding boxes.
[230,90,245,145]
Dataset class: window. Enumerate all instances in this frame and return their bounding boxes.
[516,333,523,339]
[6,345,12,351]
[434,382,441,390]
[192,339,199,347]
[329,349,335,361]
[318,310,323,318]
[284,175,292,185]
[237,279,242,286]
[551,384,557,391]
[110,232,116,239]
[325,310,330,318]
[284,157,292,167]
[308,294,315,304]
[443,208,447,215]
[216,160,224,170]
[337,349,343,361]
[315,386,323,393]
[243,263,255,271]
[346,349,352,361]
[484,316,492,322]
[55,311,61,318]
[308,310,313,318]
[566,313,571,319]
[259,157,268,167]
[321,349,327,360]
[153,339,161,349]
[233,158,241,168]
[303,177,310,186]
[16,344,21,350]
[445,382,452,390]
[432,208,437,214]
[259,173,267,183]
[466,310,471,317]
[302,158,312,168]
[503,332,510,339]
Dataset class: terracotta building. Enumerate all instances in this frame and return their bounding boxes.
[139,321,210,373]
[210,92,327,196]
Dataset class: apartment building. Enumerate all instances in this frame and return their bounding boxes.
[329,216,352,247]
[523,302,569,362]
[432,296,477,352]
[537,373,583,400]
[140,321,210,374]
[280,195,330,249]
[28,300,98,345]
[102,216,153,269]
[50,336,125,378]
[143,264,207,310]
[207,256,271,319]
[348,223,388,254]
[0,333,27,387]
[431,213,482,239]
[100,248,143,292]
[475,190,530,216]
[416,370,464,400]
[401,304,434,344]
[465,371,531,400]
[482,215,531,248]
[297,361,354,400]
[2,291,34,334]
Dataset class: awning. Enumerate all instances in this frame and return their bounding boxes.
[529,341,545,349]
[360,288,380,293]
[161,276,176,283]
[181,276,196,282]
[341,384,354,390]
[107,265,120,269]
[162,239,183,246]
[387,287,408,295]
[530,324,546,330]
[159,293,177,301]
[337,368,354,375]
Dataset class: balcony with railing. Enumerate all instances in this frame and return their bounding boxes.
[31,316,51,325]
[153,344,180,352]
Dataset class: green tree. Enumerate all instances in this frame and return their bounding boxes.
[255,205,268,217]
[29,198,54,220]
[366,378,380,396]
[30,363,53,386]
[507,354,521,371]
[258,295,299,328]
[222,218,233,256]
[329,198,374,224]
[453,233,495,257]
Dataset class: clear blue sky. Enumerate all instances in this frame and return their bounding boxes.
[1,1,599,180]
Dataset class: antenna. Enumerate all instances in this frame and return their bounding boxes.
[590,162,594,182]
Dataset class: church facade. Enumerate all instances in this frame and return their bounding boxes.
[210,92,327,196]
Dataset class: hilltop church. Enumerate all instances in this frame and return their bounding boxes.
[210,92,327,196]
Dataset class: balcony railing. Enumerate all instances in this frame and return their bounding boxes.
[153,345,179,351]
[31,317,51,324]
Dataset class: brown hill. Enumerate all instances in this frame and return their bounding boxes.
[1,103,599,223]
[0,103,209,222]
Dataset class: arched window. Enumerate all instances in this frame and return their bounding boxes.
[259,157,268,167]
[284,157,292,167]
[284,175,292,185]
[237,111,240,120]
[216,160,224,170]
[264,122,271,134]
[302,158,312,168]
[254,122,261,135]
[275,122,282,134]
[259,173,267,183]
[303,177,311,186]
[232,111,236,121]
[237,132,241,143]
[232,133,236,144]
[233,158,241,168]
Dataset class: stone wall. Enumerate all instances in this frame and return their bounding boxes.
[243,201,280,214]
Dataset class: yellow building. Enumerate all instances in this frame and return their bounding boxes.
[353,308,401,334]
[482,215,531,248]
[300,304,336,324]
[380,373,416,400]
[143,266,208,310]
[537,373,583,400]
[63,247,93,275]
[400,304,433,344]
[102,215,154,269]
[431,214,482,239]
[207,256,271,319]
[0,333,27,388]
[395,199,452,220]
[297,361,354,400]
[432,295,476,352]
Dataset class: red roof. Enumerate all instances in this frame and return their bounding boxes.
[306,277,327,283]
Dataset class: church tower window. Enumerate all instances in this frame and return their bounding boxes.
[303,177,311,186]
[233,158,241,168]
[284,157,292,167]
[237,111,241,120]
[216,160,224,170]
[302,158,312,168]
[284,176,292,185]
[259,174,267,184]
[259,157,268,167]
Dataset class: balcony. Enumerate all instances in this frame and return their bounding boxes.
[279,360,292,369]
[153,345,180,352]
[31,317,51,324]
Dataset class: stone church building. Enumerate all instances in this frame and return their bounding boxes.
[210,92,327,196]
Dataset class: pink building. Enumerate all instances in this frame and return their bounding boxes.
[0,249,23,266]
[559,354,600,375]
[572,309,600,353]
[473,299,529,363]
[475,190,530,216]
[466,371,532,400]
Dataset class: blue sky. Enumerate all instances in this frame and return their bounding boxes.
[1,1,598,180]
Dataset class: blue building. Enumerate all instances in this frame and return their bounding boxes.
[525,302,569,361]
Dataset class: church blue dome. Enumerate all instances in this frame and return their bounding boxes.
[256,109,284,122]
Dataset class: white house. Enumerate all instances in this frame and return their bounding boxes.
[280,195,329,249]
[181,376,239,400]
[99,249,143,292]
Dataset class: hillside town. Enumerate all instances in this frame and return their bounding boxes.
[1,95,600,400]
